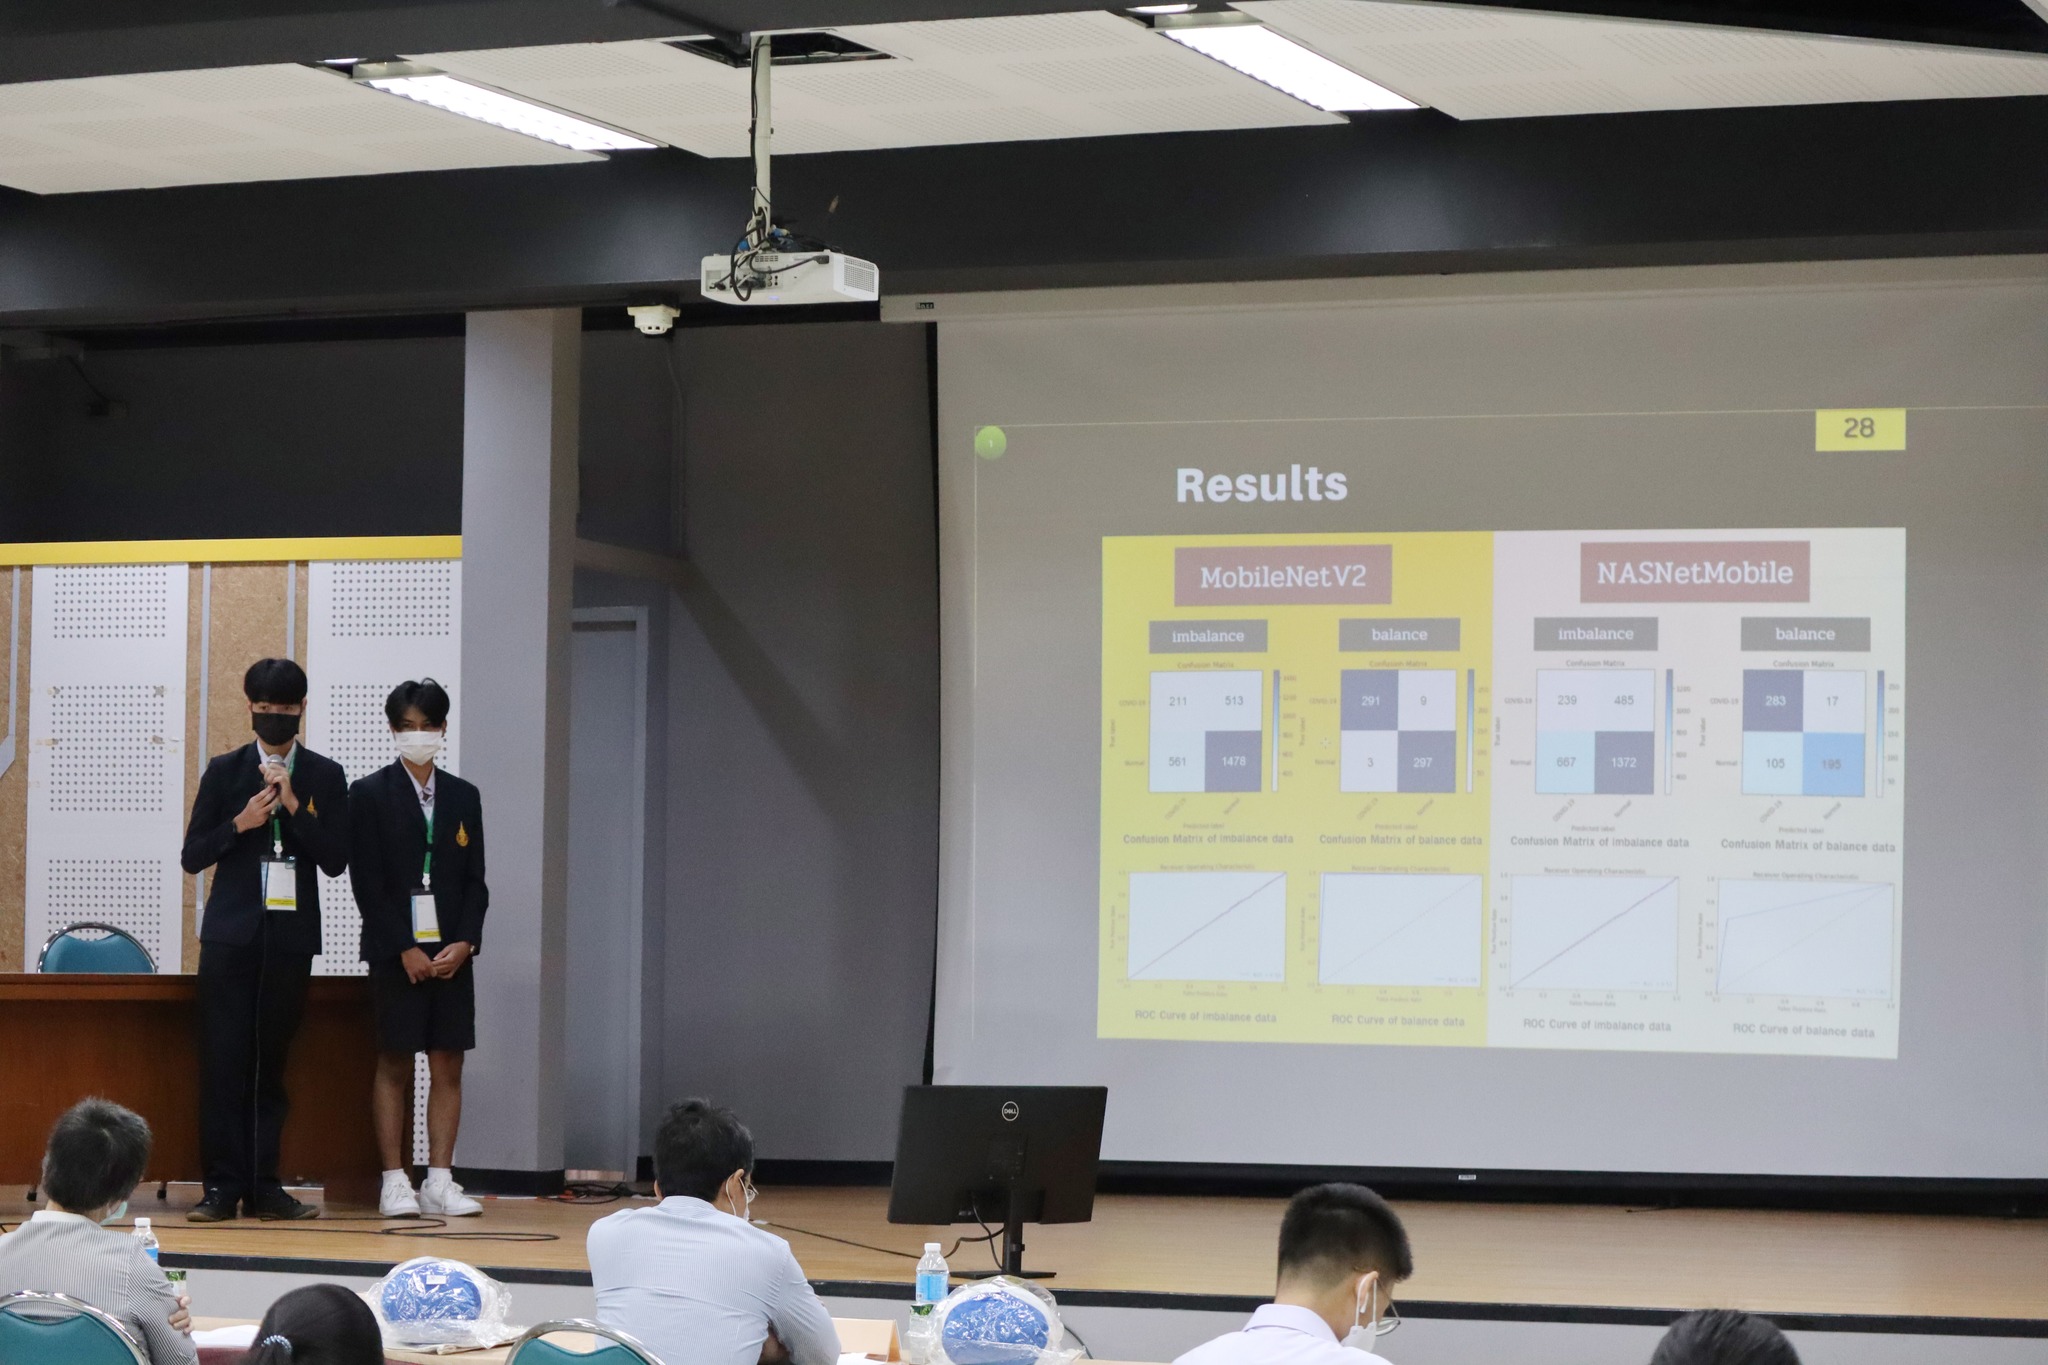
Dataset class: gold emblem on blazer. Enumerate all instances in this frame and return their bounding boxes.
[456,822,469,847]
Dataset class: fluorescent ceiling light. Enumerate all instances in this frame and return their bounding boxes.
[356,68,658,152]
[1159,19,1418,112]
[1130,4,1200,12]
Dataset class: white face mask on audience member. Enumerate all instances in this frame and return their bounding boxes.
[720,1168,757,1222]
[1341,1271,1393,1351]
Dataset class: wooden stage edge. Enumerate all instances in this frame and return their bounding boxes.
[7,1185,2043,1339]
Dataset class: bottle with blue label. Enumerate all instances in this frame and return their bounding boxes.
[905,1241,949,1364]
[133,1218,159,1264]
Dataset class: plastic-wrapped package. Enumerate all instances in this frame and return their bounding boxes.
[362,1256,519,1349]
[933,1277,1079,1365]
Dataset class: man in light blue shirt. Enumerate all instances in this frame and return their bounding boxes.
[589,1100,840,1365]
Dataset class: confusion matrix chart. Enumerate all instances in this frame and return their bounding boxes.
[1100,528,1902,1056]
[1339,668,1458,794]
[1742,669,1866,796]
[1149,669,1263,793]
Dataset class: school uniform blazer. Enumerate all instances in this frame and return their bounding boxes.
[348,761,488,964]
[179,742,350,956]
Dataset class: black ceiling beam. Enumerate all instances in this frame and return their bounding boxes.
[1467,2,2048,55]
[4,0,2048,84]
[4,94,2048,331]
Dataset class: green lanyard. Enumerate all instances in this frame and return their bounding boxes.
[266,748,298,857]
[422,805,435,890]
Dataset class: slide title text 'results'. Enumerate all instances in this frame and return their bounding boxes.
[1177,466,1349,503]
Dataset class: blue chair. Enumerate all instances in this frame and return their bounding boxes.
[509,1319,667,1365]
[37,923,154,974]
[0,1290,149,1365]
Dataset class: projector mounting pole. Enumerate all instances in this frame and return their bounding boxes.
[749,32,772,249]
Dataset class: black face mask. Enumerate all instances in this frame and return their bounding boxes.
[251,711,301,746]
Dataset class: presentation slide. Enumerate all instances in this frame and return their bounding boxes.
[1100,528,1903,1057]
[933,262,2048,1178]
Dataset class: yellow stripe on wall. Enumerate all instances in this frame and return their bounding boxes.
[0,535,462,565]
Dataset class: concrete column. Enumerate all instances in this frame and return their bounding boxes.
[457,309,579,1180]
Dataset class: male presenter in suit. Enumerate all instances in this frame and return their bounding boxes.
[179,657,350,1222]
[350,678,489,1218]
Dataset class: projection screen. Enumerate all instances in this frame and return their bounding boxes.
[930,258,2048,1180]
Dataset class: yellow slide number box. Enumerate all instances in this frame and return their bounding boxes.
[1816,408,1906,452]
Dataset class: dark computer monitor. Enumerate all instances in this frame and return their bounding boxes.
[887,1084,1108,1280]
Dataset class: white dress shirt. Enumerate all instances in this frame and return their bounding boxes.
[408,764,436,816]
[588,1196,839,1365]
[1173,1304,1393,1365]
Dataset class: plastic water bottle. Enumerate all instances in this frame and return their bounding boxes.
[905,1241,949,1364]
[133,1218,159,1264]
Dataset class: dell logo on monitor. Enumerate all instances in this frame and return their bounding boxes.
[1001,1101,1021,1122]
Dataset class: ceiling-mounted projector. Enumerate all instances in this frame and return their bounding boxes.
[693,31,879,309]
[700,248,879,306]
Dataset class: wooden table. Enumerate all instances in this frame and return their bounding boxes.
[0,973,380,1191]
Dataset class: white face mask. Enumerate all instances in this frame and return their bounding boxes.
[395,730,445,765]
[1341,1278,1381,1351]
[723,1174,756,1221]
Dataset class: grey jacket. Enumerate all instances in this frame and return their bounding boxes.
[0,1211,196,1365]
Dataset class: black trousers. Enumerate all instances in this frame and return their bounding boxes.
[196,928,313,1201]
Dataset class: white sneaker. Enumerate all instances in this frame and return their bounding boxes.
[419,1172,482,1217]
[380,1171,421,1219]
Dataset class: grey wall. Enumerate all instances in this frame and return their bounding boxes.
[651,320,938,1161]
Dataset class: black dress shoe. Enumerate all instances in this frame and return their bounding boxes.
[186,1191,240,1223]
[248,1190,321,1221]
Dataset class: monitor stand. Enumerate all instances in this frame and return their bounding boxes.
[958,1187,1056,1279]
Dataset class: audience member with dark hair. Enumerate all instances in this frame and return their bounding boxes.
[0,1100,196,1364]
[1651,1309,1801,1365]
[588,1099,838,1365]
[1173,1183,1414,1365]
[241,1283,384,1365]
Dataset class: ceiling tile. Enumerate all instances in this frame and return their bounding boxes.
[792,66,988,106]
[0,61,595,193]
[1002,52,1221,95]
[1364,38,1580,80]
[905,13,1126,58]
[50,114,264,151]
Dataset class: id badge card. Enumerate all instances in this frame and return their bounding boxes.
[411,890,442,944]
[262,857,297,912]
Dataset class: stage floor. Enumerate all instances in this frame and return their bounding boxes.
[7,1185,2045,1331]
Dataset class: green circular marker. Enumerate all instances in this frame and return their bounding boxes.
[974,425,1008,460]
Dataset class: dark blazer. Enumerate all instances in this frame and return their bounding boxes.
[180,742,351,955]
[348,761,488,964]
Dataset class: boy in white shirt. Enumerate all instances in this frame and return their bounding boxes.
[1174,1183,1413,1365]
